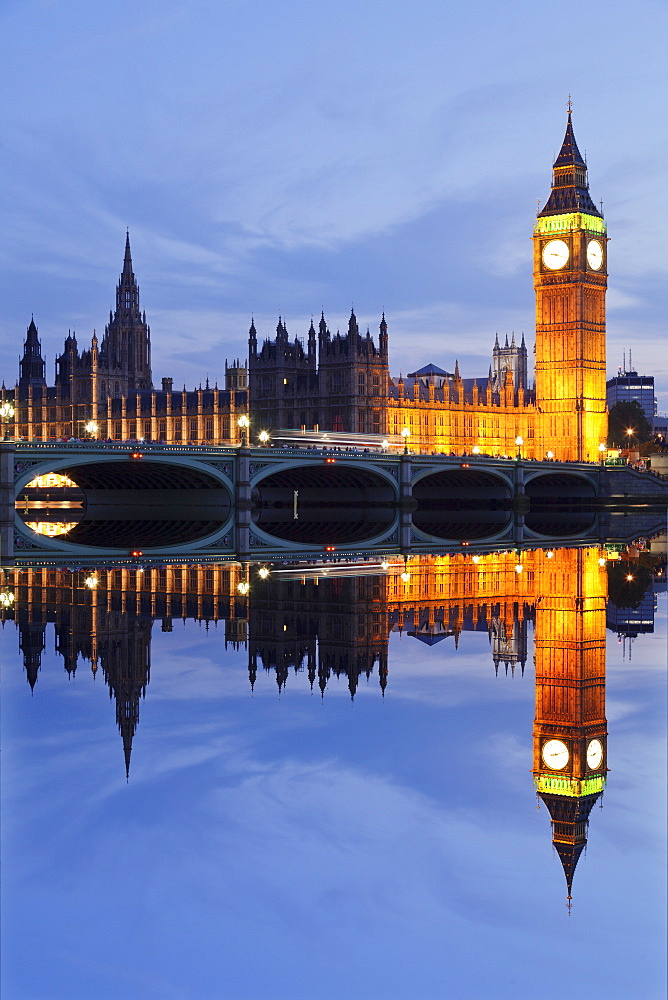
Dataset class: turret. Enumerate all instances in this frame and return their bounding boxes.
[18,318,46,389]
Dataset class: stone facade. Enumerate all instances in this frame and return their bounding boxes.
[3,235,248,446]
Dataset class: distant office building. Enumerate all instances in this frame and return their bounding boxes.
[651,413,668,438]
[606,360,656,421]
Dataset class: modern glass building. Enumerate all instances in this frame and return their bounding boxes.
[606,368,656,420]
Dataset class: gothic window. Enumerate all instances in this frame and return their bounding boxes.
[114,421,122,439]
[114,382,120,398]
[358,373,365,394]
[125,292,131,308]
[334,373,342,391]
[189,419,198,438]
[159,421,166,440]
[144,422,151,439]
[205,418,214,439]
[174,420,182,441]
[372,375,380,393]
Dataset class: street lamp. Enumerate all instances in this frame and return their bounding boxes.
[401,426,411,454]
[381,439,389,451]
[84,420,98,439]
[546,450,554,460]
[515,435,523,460]
[1,401,15,440]
[598,442,606,464]
[0,587,15,608]
[237,414,250,446]
[626,427,635,448]
[258,430,270,446]
[472,445,480,455]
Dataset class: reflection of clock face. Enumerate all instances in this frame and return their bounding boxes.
[542,739,570,770]
[586,738,603,769]
[542,239,570,270]
[587,239,603,270]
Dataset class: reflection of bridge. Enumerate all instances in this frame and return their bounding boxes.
[2,439,606,558]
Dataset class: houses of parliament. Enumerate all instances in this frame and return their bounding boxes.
[2,111,607,462]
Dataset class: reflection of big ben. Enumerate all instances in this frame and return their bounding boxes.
[533,548,608,906]
[534,108,608,462]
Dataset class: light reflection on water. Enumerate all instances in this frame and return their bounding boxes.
[0,545,666,1000]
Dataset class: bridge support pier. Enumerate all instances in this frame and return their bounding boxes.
[236,446,251,558]
[0,441,15,564]
[399,454,413,549]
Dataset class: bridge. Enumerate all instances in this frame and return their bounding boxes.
[0,438,607,560]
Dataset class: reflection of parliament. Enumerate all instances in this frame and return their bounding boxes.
[4,111,608,462]
[5,547,617,904]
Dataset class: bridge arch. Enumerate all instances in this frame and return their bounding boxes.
[523,470,597,538]
[411,468,512,540]
[15,455,233,550]
[250,461,397,545]
[523,469,599,497]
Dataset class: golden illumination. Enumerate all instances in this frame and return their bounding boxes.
[25,521,78,536]
[25,473,78,489]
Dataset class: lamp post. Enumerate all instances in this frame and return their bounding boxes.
[401,426,411,454]
[238,414,250,446]
[84,420,98,440]
[472,445,481,456]
[515,435,523,461]
[598,442,606,465]
[626,427,635,449]
[1,401,15,440]
[258,430,269,446]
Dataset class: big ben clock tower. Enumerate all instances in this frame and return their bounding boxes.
[534,106,608,462]
[533,547,608,906]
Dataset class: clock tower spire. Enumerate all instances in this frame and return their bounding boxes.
[534,108,608,461]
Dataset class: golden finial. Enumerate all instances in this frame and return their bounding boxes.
[567,94,573,114]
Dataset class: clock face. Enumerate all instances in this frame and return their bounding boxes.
[586,738,604,770]
[542,739,570,770]
[587,239,604,270]
[542,239,570,270]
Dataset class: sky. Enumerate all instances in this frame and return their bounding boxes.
[1,588,666,1000]
[1,0,667,409]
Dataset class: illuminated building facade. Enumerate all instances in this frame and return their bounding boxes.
[249,111,607,461]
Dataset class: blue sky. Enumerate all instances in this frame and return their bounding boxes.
[1,0,667,408]
[1,596,666,999]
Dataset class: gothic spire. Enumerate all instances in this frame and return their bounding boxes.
[539,790,602,903]
[539,108,601,218]
[123,229,133,276]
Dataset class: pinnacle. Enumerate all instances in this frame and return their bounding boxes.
[123,230,133,274]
